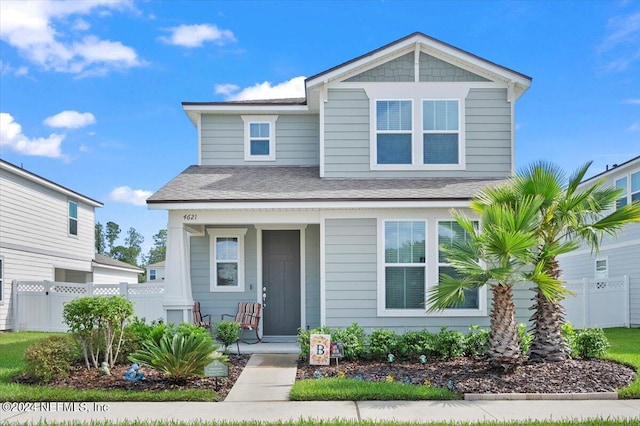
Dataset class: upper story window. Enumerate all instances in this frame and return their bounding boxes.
[149,269,157,280]
[207,228,247,292]
[68,201,78,236]
[376,100,413,164]
[423,100,459,164]
[371,97,464,170]
[242,115,277,161]
[615,170,640,209]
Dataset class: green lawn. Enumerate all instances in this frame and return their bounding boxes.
[603,327,640,399]
[0,332,219,402]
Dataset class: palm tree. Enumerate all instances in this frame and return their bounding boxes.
[427,193,563,367]
[474,161,640,362]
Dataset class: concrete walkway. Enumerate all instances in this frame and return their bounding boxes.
[2,353,640,423]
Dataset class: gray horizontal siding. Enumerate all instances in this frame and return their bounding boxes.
[200,114,319,166]
[324,218,489,332]
[323,88,512,179]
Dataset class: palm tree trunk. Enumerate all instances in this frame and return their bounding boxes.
[488,285,520,366]
[529,256,567,362]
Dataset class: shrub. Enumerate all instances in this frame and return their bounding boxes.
[128,330,224,383]
[119,317,165,363]
[433,328,465,359]
[368,328,397,360]
[62,295,134,368]
[214,321,241,352]
[573,328,610,359]
[464,325,489,357]
[394,330,435,359]
[331,323,366,361]
[561,322,577,357]
[23,335,81,383]
[517,323,532,356]
[297,326,331,360]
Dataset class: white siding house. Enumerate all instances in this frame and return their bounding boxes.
[148,32,533,337]
[559,156,640,327]
[146,260,166,283]
[93,254,144,284]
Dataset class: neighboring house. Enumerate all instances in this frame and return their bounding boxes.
[93,253,144,284]
[145,260,166,282]
[147,32,532,338]
[559,155,640,327]
[0,159,140,330]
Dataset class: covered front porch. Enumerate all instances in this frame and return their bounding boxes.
[159,208,322,342]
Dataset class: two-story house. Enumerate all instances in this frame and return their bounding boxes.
[147,32,532,339]
[0,159,142,330]
[146,260,166,283]
[559,155,640,327]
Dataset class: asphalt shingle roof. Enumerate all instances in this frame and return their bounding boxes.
[147,166,504,204]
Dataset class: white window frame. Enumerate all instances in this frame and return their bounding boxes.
[595,256,608,280]
[421,99,462,166]
[377,218,427,316]
[0,256,3,302]
[374,99,414,166]
[207,228,247,292]
[149,269,157,280]
[631,170,640,204]
[68,200,78,237]
[241,115,278,161]
[615,169,640,210]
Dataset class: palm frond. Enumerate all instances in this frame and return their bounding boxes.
[426,274,483,312]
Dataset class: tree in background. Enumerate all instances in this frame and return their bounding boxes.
[112,227,144,267]
[95,223,106,255]
[145,229,167,265]
[105,221,121,255]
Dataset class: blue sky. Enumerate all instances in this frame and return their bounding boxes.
[1,0,639,258]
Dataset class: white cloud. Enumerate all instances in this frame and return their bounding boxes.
[0,112,65,158]
[597,12,640,72]
[0,0,143,75]
[108,186,153,206]
[159,24,235,48]
[44,110,96,129]
[221,76,306,101]
[629,122,640,132]
[0,60,28,76]
[623,98,640,104]
[72,18,90,31]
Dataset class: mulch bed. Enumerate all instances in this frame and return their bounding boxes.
[13,354,636,397]
[13,354,250,400]
[296,357,637,394]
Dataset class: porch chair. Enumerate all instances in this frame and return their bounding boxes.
[193,302,212,331]
[221,302,262,344]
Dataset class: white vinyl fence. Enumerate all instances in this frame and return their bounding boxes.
[562,276,629,329]
[12,280,164,332]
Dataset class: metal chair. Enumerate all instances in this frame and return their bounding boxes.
[222,302,262,344]
[192,301,212,331]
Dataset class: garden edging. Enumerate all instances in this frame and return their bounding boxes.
[464,392,618,400]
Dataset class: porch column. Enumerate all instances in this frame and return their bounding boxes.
[163,219,194,324]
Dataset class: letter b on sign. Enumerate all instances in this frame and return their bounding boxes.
[309,334,330,365]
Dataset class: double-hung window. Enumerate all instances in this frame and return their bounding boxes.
[423,100,460,164]
[149,269,157,281]
[437,220,479,309]
[68,201,78,236]
[376,100,413,164]
[207,228,247,292]
[615,170,640,210]
[242,115,277,161]
[383,221,426,310]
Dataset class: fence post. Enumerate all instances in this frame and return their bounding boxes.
[119,282,128,298]
[87,282,94,296]
[624,275,630,328]
[11,280,18,332]
[582,278,588,329]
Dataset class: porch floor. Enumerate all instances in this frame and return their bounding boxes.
[236,341,300,354]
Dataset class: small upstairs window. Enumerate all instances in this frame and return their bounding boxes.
[242,115,277,161]
[376,100,413,165]
[423,100,460,164]
[68,201,78,236]
[149,269,157,280]
[632,171,640,203]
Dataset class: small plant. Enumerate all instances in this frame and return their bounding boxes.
[561,322,577,357]
[368,328,397,360]
[517,323,532,355]
[433,327,465,359]
[464,325,489,357]
[23,335,80,383]
[214,320,241,352]
[128,330,224,383]
[396,330,435,359]
[331,323,366,361]
[573,328,610,359]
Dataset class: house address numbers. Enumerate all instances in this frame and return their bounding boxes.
[183,213,197,221]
